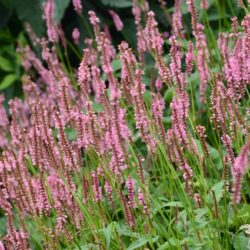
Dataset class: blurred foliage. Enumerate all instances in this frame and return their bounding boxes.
[0,0,173,103]
[0,0,244,104]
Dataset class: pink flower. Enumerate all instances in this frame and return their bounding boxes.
[223,17,250,100]
[0,95,8,128]
[155,77,162,92]
[138,188,148,214]
[186,42,194,75]
[120,193,135,228]
[104,181,112,196]
[72,0,82,15]
[91,171,102,202]
[180,163,193,193]
[186,0,198,34]
[170,36,186,90]
[109,10,123,31]
[89,10,100,31]
[57,24,67,48]
[72,28,80,45]
[119,41,136,82]
[132,4,141,22]
[200,0,209,9]
[78,50,90,96]
[0,241,5,250]
[231,142,250,204]
[91,65,106,102]
[152,95,165,121]
[126,176,136,208]
[195,24,210,103]
[194,193,201,208]
[218,33,230,61]
[144,11,163,52]
[221,134,235,165]
[43,0,58,43]
[103,24,112,41]
[172,0,185,39]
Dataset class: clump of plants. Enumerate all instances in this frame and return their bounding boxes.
[0,0,250,249]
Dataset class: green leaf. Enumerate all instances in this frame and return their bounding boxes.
[191,221,209,231]
[127,236,159,250]
[0,216,6,237]
[142,75,151,87]
[54,0,70,24]
[65,128,77,141]
[238,204,250,219]
[158,241,170,250]
[164,88,174,104]
[209,146,222,169]
[93,102,104,112]
[162,117,171,126]
[0,30,12,44]
[26,158,37,175]
[233,232,250,250]
[101,0,132,8]
[187,71,200,90]
[206,181,224,204]
[158,237,180,249]
[101,222,115,250]
[194,208,209,220]
[14,0,44,36]
[0,0,13,28]
[79,244,97,250]
[153,201,183,215]
[211,180,224,203]
[144,90,151,108]
[0,74,16,90]
[164,201,183,207]
[121,18,137,49]
[0,56,13,72]
[112,59,122,72]
[115,223,137,237]
[202,8,231,22]
[25,218,43,250]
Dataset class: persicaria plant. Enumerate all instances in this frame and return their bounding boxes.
[0,0,250,249]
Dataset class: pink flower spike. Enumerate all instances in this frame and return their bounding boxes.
[88,11,100,31]
[138,188,148,214]
[126,176,136,208]
[103,24,112,41]
[43,0,58,43]
[155,77,162,92]
[201,0,209,9]
[91,171,102,202]
[109,10,124,31]
[0,95,9,128]
[72,0,82,15]
[172,0,185,39]
[72,28,80,45]
[231,142,250,204]
[144,11,163,52]
[186,42,194,75]
[0,241,4,250]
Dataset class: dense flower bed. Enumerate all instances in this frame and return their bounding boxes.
[0,0,250,249]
